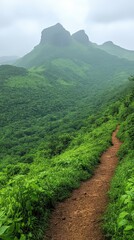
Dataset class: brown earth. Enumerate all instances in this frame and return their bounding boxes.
[45,127,122,240]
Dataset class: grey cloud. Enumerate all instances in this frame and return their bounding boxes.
[0,0,60,55]
[0,0,134,56]
[0,0,58,28]
[88,0,134,23]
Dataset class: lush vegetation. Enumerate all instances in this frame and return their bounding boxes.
[0,119,118,240]
[103,88,134,240]
[0,61,122,239]
[0,64,133,239]
[0,59,131,169]
[0,27,134,239]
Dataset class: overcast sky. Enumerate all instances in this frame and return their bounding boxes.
[1,0,134,57]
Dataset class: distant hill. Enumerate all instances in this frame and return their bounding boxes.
[96,41,134,61]
[0,56,18,65]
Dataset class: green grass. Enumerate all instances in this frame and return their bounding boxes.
[0,120,117,239]
[0,48,133,239]
[103,89,134,240]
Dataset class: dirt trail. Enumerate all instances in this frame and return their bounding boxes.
[45,127,122,240]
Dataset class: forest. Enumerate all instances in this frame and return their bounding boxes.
[0,24,134,240]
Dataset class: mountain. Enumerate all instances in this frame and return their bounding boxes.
[16,24,134,101]
[72,30,91,45]
[40,23,72,46]
[16,23,134,69]
[96,41,134,61]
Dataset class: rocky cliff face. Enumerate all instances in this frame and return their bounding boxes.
[72,30,90,46]
[40,23,72,46]
[40,24,92,47]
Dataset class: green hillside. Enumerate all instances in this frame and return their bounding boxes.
[103,87,134,240]
[96,41,134,61]
[0,24,134,239]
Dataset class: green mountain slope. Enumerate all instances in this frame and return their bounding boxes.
[103,87,134,240]
[0,63,133,239]
[15,25,134,106]
[0,23,134,239]
[15,24,134,114]
[16,24,134,73]
[96,41,134,61]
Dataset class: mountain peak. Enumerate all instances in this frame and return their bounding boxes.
[102,41,114,46]
[72,30,90,45]
[40,23,72,46]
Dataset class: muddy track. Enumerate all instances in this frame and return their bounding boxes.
[45,127,122,240]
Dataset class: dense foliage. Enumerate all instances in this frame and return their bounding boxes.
[103,88,134,239]
[0,119,117,240]
[0,61,130,169]
[0,53,133,239]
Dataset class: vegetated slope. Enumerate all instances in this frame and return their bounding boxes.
[0,77,133,240]
[0,59,132,168]
[0,23,134,239]
[45,127,122,240]
[96,41,134,61]
[103,86,134,240]
[16,23,134,93]
[16,23,134,69]
[15,24,134,124]
[15,24,134,116]
[0,108,118,240]
[0,62,116,166]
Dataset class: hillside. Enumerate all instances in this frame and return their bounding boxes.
[45,127,122,240]
[16,24,134,74]
[0,23,134,240]
[96,41,134,61]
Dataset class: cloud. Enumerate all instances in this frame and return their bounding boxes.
[85,20,134,51]
[0,0,57,28]
[0,0,90,55]
[0,0,59,55]
[0,0,134,55]
[0,0,88,28]
[88,0,134,23]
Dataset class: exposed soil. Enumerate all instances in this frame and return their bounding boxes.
[45,127,122,240]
